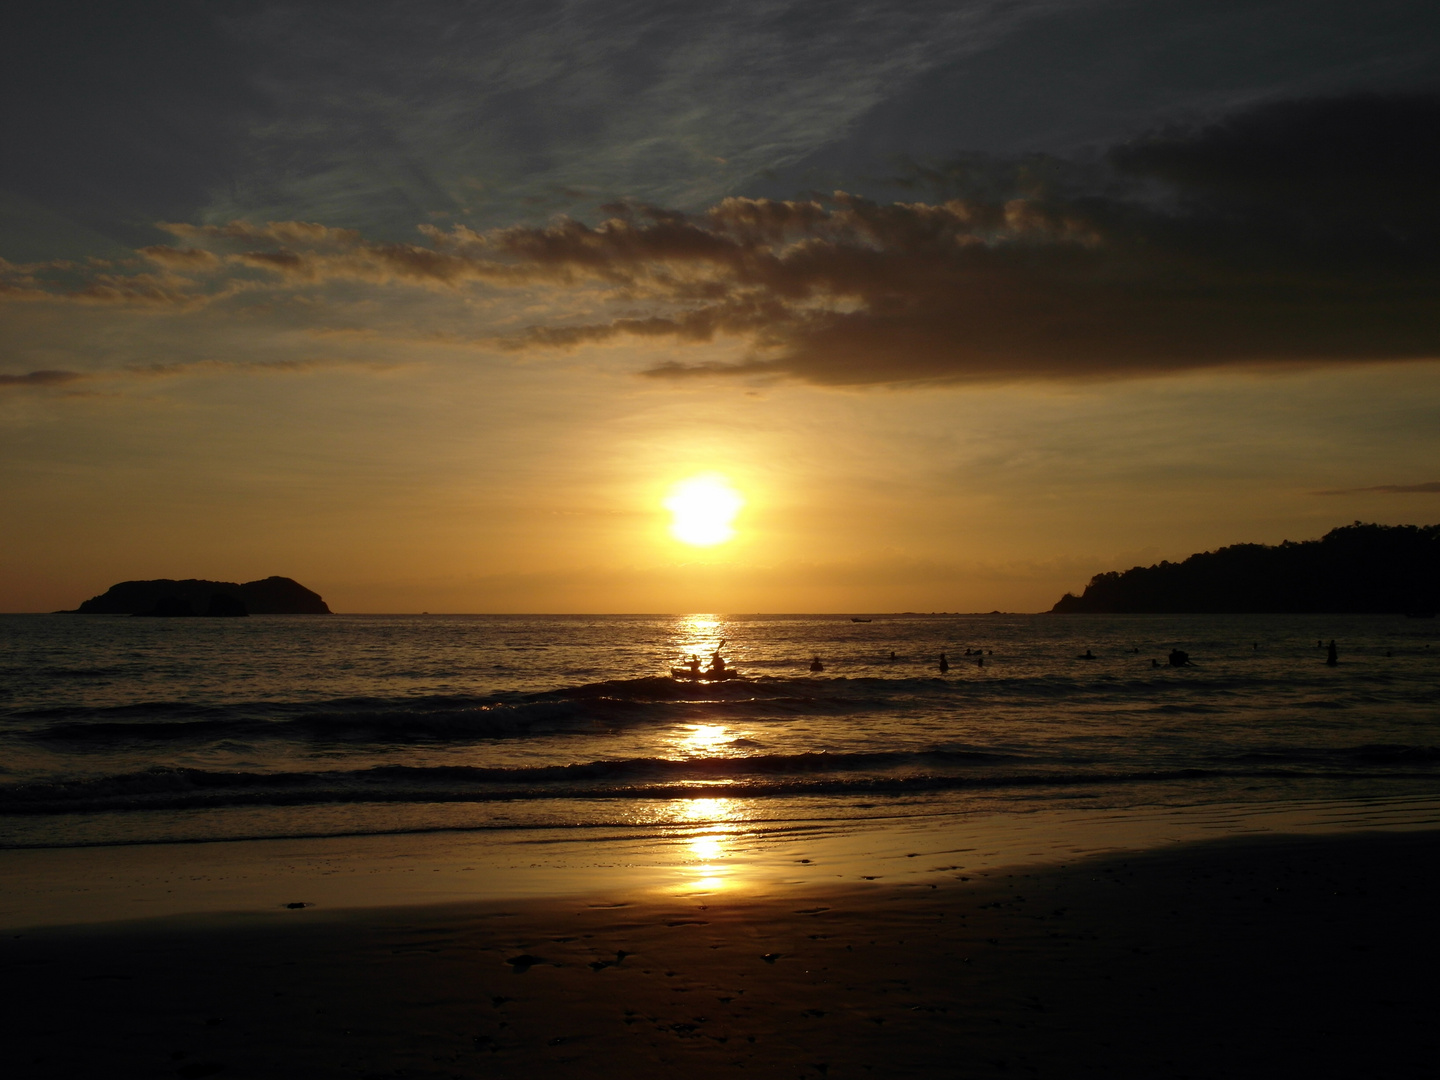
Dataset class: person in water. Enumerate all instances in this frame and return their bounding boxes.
[938,652,950,673]
[1326,640,1338,667]
[810,655,824,672]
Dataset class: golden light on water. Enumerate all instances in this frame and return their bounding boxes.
[680,723,730,756]
[673,614,726,665]
[678,796,741,823]
[664,474,744,546]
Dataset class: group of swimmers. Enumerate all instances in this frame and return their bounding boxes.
[684,638,1360,680]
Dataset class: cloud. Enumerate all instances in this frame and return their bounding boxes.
[1315,482,1440,495]
[0,369,86,388]
[504,93,1440,385]
[139,245,221,269]
[0,357,378,393]
[8,92,1438,385]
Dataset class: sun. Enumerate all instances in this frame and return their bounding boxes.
[664,474,744,546]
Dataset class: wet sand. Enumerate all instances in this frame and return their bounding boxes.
[7,829,1439,1079]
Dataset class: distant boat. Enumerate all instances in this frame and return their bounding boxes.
[851,617,872,622]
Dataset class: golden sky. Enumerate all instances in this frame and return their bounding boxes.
[3,1,1439,612]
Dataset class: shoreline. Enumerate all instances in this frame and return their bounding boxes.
[5,791,1440,931]
[8,827,1439,1078]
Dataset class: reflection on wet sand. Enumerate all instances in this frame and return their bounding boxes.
[672,795,744,894]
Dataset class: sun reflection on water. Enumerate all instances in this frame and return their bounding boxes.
[679,723,731,756]
[673,614,726,665]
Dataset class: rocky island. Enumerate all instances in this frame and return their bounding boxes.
[1052,522,1439,614]
[60,576,331,616]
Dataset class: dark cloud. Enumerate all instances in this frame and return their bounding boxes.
[1316,482,1440,495]
[0,369,85,388]
[0,358,374,394]
[505,92,1440,384]
[754,0,1440,201]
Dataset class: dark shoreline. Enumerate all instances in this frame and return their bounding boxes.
[7,829,1439,1079]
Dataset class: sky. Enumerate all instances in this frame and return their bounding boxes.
[2,0,1438,613]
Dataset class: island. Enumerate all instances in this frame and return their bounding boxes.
[1051,522,1439,614]
[59,576,332,616]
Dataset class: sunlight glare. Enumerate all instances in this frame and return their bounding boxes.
[664,474,744,546]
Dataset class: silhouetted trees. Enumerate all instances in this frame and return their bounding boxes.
[1051,523,1439,614]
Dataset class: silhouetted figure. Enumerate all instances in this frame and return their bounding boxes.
[1081,649,1095,660]
[1152,658,1160,667]
[1318,639,1324,649]
[1168,649,1190,667]
[1326,640,1338,667]
[809,656,824,673]
[889,651,896,661]
[707,649,727,676]
[1253,643,1258,651]
[938,652,950,674]
[976,655,984,667]
[964,648,972,655]
[686,655,701,675]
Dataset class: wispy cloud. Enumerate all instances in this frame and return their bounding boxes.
[1315,482,1440,495]
[0,369,87,387]
[0,357,377,393]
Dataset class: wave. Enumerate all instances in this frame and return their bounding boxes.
[2,742,1436,817]
[9,668,1373,747]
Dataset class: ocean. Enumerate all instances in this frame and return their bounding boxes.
[2,612,1438,852]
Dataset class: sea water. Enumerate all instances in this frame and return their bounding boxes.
[2,613,1438,851]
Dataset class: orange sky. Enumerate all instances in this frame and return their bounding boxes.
[3,1,1438,612]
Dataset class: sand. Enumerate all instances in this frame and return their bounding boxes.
[6,828,1439,1079]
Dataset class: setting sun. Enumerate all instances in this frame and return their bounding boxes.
[663,474,744,546]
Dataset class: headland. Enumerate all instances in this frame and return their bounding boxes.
[1053,521,1439,613]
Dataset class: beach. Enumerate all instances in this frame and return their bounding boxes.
[7,827,1438,1079]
